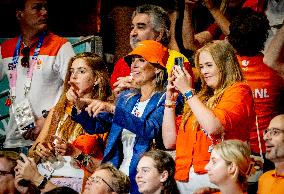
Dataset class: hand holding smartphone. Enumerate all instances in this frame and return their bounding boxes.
[174,57,184,68]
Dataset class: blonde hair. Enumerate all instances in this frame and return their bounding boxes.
[182,40,243,129]
[214,140,251,191]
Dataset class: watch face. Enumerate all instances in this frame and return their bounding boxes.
[76,154,85,162]
[184,90,194,100]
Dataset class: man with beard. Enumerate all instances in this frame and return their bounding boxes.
[258,114,284,194]
[0,0,75,153]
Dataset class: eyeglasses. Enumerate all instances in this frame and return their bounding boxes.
[21,47,30,68]
[87,176,114,192]
[0,170,13,176]
[263,127,284,137]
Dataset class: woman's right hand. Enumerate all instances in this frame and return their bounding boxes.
[113,75,137,96]
[34,142,54,160]
[66,81,86,110]
[166,72,179,102]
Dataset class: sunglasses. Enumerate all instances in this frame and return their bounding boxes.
[21,47,30,68]
[0,170,14,176]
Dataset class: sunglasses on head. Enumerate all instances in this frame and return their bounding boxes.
[21,47,30,68]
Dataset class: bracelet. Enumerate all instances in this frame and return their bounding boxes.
[183,89,195,101]
[165,104,176,109]
[164,100,176,109]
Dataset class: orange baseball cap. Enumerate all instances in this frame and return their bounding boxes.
[124,40,169,69]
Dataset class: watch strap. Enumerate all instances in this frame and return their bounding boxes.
[184,89,195,101]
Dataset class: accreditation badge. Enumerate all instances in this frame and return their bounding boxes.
[12,98,35,134]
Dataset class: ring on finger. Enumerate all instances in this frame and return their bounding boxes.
[37,148,42,152]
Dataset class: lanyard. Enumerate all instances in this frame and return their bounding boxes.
[8,31,46,100]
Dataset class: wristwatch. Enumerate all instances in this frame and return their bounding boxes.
[183,89,195,101]
[37,175,48,190]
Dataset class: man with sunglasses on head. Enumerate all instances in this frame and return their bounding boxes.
[0,0,75,153]
[258,114,284,194]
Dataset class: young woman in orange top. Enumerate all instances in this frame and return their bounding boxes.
[162,40,255,193]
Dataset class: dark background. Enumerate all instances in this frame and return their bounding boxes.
[0,0,213,63]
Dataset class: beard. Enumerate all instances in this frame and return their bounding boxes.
[130,37,140,49]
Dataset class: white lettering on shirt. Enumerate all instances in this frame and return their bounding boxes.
[253,88,270,98]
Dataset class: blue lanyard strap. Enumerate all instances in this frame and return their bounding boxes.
[8,31,47,99]
[12,31,47,67]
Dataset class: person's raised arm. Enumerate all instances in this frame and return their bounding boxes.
[264,24,284,78]
[183,0,200,51]
[169,10,180,51]
[173,66,223,135]
[162,74,179,149]
[202,0,230,36]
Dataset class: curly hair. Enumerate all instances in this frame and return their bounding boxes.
[228,8,270,56]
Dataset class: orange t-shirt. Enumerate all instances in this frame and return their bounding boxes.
[258,170,284,194]
[238,54,284,153]
[175,82,255,181]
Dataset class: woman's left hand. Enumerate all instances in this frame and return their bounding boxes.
[172,66,193,94]
[166,72,179,102]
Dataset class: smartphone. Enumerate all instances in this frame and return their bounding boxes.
[174,57,184,68]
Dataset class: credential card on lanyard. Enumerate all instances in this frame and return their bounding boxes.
[12,98,35,133]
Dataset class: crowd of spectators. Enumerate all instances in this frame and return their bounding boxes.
[0,0,283,194]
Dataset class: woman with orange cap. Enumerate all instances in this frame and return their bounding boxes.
[71,40,169,194]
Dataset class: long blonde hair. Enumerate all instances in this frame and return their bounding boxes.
[214,140,251,191]
[182,40,243,128]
